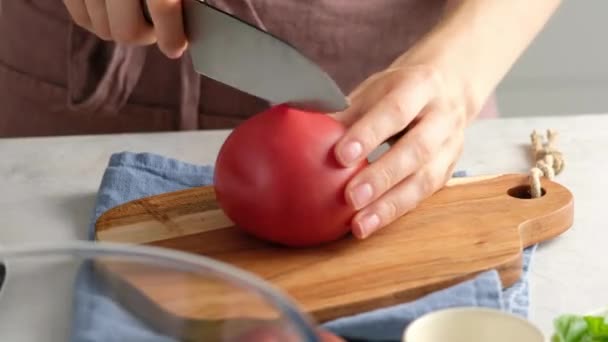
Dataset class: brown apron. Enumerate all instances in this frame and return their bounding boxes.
[0,0,497,138]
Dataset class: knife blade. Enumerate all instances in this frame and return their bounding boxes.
[141,0,349,113]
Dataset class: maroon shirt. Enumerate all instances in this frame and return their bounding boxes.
[0,0,497,137]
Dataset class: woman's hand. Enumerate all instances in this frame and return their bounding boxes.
[331,64,470,239]
[329,0,561,239]
[62,0,186,58]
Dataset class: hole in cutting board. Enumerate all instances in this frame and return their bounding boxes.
[507,185,546,199]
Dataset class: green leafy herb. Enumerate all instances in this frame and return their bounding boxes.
[552,313,608,342]
[584,316,608,338]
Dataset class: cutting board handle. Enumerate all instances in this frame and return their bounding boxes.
[442,173,573,248]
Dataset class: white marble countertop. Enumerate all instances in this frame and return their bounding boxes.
[0,113,606,339]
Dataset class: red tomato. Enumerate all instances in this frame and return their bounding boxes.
[214,104,367,247]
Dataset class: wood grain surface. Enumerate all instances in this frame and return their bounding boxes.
[94,173,573,336]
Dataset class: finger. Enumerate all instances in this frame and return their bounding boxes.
[344,105,455,210]
[351,133,463,239]
[328,101,361,127]
[349,68,401,106]
[63,0,93,31]
[84,0,112,40]
[329,70,396,126]
[106,0,155,45]
[334,74,435,167]
[147,0,187,58]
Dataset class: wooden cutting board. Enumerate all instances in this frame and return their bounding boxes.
[94,173,573,331]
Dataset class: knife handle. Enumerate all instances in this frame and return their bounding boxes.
[140,0,154,25]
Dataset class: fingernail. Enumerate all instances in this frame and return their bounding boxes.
[350,183,373,209]
[339,141,362,165]
[357,213,380,238]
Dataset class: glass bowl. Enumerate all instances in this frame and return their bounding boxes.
[0,241,336,342]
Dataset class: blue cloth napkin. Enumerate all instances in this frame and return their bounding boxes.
[71,152,536,342]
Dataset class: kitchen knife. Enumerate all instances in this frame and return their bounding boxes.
[141,0,349,113]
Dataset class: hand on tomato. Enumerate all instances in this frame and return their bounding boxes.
[331,64,472,239]
[62,0,186,58]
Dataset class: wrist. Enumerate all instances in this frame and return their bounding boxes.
[390,0,561,122]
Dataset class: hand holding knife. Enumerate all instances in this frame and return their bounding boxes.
[139,0,349,113]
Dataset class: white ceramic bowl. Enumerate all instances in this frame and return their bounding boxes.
[402,307,545,342]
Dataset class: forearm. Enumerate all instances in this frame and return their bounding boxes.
[393,0,562,119]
